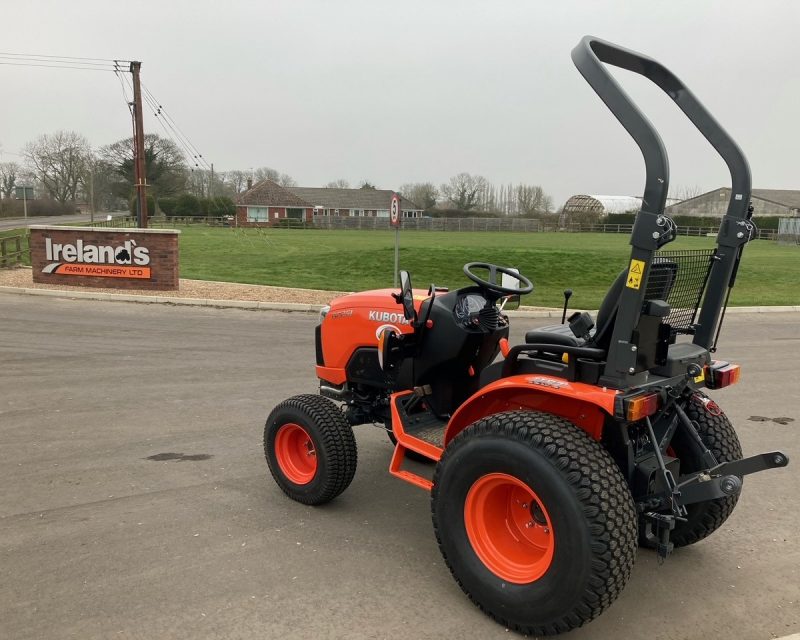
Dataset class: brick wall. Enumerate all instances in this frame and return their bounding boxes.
[30,226,180,290]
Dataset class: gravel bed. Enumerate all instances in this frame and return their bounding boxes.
[0,266,554,312]
[0,267,349,305]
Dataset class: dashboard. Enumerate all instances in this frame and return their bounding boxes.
[454,293,491,329]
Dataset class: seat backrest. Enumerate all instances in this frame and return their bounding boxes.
[588,261,679,353]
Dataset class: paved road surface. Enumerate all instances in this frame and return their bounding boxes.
[1,295,797,639]
[0,211,128,231]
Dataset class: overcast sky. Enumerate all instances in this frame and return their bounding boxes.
[1,0,797,205]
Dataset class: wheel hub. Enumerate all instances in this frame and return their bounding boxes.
[464,472,554,584]
[274,423,317,485]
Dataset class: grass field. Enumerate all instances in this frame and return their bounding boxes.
[5,226,797,307]
[178,227,799,308]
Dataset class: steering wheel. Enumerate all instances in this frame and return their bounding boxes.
[463,262,534,296]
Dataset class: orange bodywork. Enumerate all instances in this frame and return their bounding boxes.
[315,289,425,384]
[443,375,619,444]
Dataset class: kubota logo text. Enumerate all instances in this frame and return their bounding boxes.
[368,310,410,325]
[42,237,152,279]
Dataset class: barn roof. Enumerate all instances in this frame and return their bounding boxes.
[752,189,800,209]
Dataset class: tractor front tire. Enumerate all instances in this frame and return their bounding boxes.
[668,393,743,547]
[431,411,637,636]
[264,394,357,505]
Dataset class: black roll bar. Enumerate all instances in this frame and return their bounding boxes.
[571,36,754,382]
[571,36,752,219]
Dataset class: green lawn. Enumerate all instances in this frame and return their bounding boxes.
[5,224,796,307]
[177,227,799,308]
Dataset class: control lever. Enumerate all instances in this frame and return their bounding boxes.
[561,289,573,324]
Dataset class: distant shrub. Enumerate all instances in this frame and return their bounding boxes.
[174,193,201,217]
[158,197,178,216]
[128,195,156,217]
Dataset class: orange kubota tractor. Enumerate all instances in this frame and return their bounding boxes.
[262,36,789,635]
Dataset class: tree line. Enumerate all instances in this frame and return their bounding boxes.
[0,130,555,219]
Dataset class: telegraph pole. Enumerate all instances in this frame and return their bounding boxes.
[130,61,148,228]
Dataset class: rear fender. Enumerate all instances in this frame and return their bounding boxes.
[443,374,619,444]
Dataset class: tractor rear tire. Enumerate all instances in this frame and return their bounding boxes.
[668,393,743,547]
[264,394,357,505]
[431,411,637,636]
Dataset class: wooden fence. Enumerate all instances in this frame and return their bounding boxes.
[58,215,782,241]
[0,233,28,267]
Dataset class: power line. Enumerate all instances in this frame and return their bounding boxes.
[0,61,117,72]
[142,84,211,170]
[0,51,130,63]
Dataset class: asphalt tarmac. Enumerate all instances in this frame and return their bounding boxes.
[1,295,797,640]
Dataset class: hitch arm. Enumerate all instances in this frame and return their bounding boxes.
[676,451,789,506]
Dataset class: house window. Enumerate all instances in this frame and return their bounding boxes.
[286,208,304,220]
[247,206,268,222]
[352,209,363,217]
[376,209,389,218]
[334,209,340,216]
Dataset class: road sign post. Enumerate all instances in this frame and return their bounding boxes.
[390,193,401,287]
[15,186,34,220]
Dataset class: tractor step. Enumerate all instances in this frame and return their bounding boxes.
[404,417,446,448]
[388,391,447,490]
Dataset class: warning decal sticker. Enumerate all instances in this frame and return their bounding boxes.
[626,259,645,290]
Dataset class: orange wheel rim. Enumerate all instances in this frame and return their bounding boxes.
[464,473,555,583]
[275,423,317,485]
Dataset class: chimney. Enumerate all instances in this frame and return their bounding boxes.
[247,177,253,190]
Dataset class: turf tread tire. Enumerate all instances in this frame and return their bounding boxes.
[431,411,637,636]
[264,394,357,505]
[669,393,743,547]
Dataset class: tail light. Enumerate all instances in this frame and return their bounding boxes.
[705,361,741,389]
[623,392,660,422]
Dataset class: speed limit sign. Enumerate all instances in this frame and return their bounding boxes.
[390,193,401,228]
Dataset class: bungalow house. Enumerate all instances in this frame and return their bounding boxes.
[286,187,423,219]
[234,180,423,226]
[234,180,316,226]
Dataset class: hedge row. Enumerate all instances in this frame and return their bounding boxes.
[129,194,235,218]
[605,213,783,230]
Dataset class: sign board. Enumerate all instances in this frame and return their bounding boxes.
[15,186,34,200]
[29,226,180,291]
[390,193,401,228]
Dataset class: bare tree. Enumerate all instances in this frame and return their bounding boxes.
[252,166,296,187]
[516,184,553,216]
[324,179,350,189]
[669,184,703,202]
[440,173,488,211]
[0,161,19,199]
[359,180,377,190]
[23,131,90,204]
[399,182,438,210]
[225,169,250,193]
[278,173,297,187]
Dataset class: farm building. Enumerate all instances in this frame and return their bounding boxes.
[234,180,422,226]
[287,187,422,219]
[562,194,644,216]
[665,188,800,218]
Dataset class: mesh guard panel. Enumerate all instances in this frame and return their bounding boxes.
[646,249,716,337]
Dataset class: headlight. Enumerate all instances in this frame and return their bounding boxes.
[319,305,331,321]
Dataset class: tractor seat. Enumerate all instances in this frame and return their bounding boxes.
[525,323,586,347]
[523,260,679,353]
